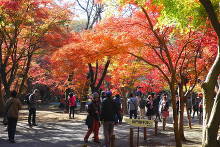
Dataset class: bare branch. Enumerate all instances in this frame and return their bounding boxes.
[76,0,87,11]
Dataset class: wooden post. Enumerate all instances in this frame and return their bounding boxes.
[137,127,140,147]
[155,120,158,135]
[111,135,115,147]
[187,110,192,128]
[130,128,134,147]
[199,113,202,124]
[144,127,147,140]
[162,118,166,131]
[186,101,192,129]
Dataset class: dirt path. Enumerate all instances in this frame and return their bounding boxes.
[0,107,202,147]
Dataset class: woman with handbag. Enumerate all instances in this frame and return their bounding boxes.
[4,90,22,143]
[84,92,101,143]
[160,94,169,130]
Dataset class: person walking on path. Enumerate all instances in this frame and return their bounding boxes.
[192,93,202,118]
[186,96,192,116]
[153,93,161,121]
[127,93,138,119]
[84,92,101,143]
[146,95,154,120]
[114,94,122,124]
[68,92,76,119]
[28,89,39,127]
[5,90,22,143]
[139,95,146,119]
[100,91,121,147]
[160,94,169,130]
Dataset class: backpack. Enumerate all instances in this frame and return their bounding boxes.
[24,94,31,105]
[139,98,146,109]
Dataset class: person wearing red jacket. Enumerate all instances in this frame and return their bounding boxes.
[84,92,101,143]
[68,92,76,119]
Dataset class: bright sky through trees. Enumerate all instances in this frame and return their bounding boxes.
[55,0,134,21]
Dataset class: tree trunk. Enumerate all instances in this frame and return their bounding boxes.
[179,97,186,141]
[122,95,128,114]
[120,87,130,115]
[170,84,182,147]
[88,59,111,93]
[202,50,220,146]
[202,89,220,147]
[185,101,192,129]
[3,83,10,99]
[0,69,11,98]
[0,77,4,116]
[199,0,220,143]
[178,83,186,141]
[18,54,32,97]
[95,59,110,90]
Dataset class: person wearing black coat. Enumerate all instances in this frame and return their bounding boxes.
[153,94,161,121]
[146,95,154,120]
[100,91,121,147]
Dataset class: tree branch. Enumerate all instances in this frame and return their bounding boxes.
[199,0,220,37]
[96,58,111,90]
[128,52,170,84]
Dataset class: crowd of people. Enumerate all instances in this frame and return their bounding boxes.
[84,91,122,147]
[1,88,204,146]
[176,93,203,120]
[127,92,170,129]
[82,90,171,146]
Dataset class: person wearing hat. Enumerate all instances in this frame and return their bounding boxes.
[84,92,101,143]
[100,91,121,147]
